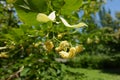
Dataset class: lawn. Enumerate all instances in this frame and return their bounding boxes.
[65,66,120,80]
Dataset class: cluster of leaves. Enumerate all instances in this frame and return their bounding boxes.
[79,5,120,55]
[79,27,120,55]
[66,53,120,69]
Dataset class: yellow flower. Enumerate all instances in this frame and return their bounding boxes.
[33,42,41,48]
[59,16,88,28]
[44,41,54,51]
[59,41,69,48]
[59,47,76,59]
[68,47,76,58]
[56,41,84,59]
[55,41,69,52]
[59,51,69,59]
[57,33,66,39]
[55,47,61,52]
[36,11,56,23]
[57,34,63,39]
[75,45,84,53]
[87,38,93,44]
[0,52,9,58]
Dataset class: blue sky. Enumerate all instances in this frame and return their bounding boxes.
[104,0,120,18]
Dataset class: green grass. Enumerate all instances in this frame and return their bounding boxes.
[65,66,120,80]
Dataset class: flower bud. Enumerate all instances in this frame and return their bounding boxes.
[33,42,41,48]
[57,34,63,39]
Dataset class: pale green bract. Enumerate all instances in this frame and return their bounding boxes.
[36,11,56,23]
[36,11,87,28]
[59,16,88,28]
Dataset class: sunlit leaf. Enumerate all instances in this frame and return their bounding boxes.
[20,68,30,76]
[61,0,83,15]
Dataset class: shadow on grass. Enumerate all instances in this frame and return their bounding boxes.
[101,68,120,75]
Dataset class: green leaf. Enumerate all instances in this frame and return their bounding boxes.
[4,34,15,41]
[12,28,24,36]
[51,0,65,11]
[16,9,39,26]
[14,0,41,26]
[20,68,30,76]
[28,0,47,12]
[4,28,24,42]
[61,0,83,15]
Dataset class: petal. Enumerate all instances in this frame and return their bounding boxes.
[48,11,56,21]
[60,16,88,28]
[36,13,50,23]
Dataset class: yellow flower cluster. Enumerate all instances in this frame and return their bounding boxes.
[55,41,69,52]
[43,40,84,58]
[0,52,9,58]
[75,45,84,53]
[36,11,87,28]
[44,40,54,52]
[87,36,100,44]
[55,41,84,59]
[59,47,76,58]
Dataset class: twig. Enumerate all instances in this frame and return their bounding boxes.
[7,66,24,80]
[0,47,7,50]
